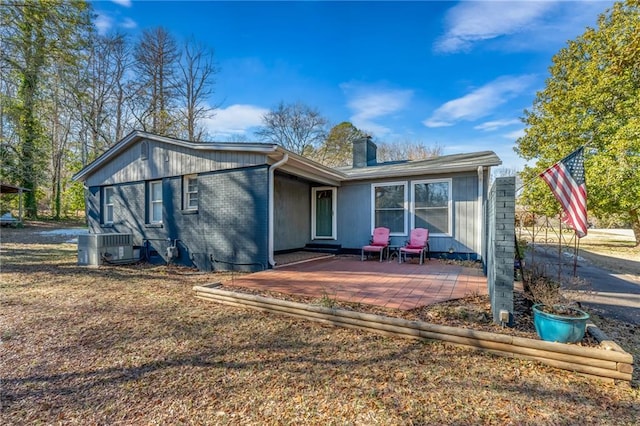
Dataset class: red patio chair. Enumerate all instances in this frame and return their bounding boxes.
[399,228,430,264]
[361,227,390,262]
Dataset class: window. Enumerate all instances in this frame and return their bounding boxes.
[412,179,452,236]
[141,141,148,160]
[103,187,114,224]
[183,175,198,211]
[148,181,163,224]
[371,182,407,235]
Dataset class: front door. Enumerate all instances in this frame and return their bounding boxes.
[312,187,336,239]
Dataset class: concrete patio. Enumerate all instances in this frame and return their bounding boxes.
[227,255,487,310]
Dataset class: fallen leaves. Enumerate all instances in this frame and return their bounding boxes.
[1,225,639,424]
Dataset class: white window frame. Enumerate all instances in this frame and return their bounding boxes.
[410,178,453,236]
[311,186,337,240]
[371,181,408,236]
[148,180,163,224]
[183,175,198,211]
[103,186,115,224]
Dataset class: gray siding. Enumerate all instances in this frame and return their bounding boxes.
[274,174,311,251]
[86,165,269,272]
[85,137,267,187]
[335,181,372,248]
[334,172,483,256]
[452,173,480,255]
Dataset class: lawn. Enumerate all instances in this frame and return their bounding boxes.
[576,229,640,279]
[1,224,638,425]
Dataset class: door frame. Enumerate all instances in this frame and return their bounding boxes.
[311,186,337,240]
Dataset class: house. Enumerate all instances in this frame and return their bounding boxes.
[72,131,501,271]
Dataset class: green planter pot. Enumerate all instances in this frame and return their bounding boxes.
[532,304,590,344]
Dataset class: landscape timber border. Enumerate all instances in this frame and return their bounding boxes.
[193,283,633,384]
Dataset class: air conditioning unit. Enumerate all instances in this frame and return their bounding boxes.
[78,233,134,266]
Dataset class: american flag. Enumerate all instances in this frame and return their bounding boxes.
[539,147,588,237]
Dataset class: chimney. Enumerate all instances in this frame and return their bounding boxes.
[352,136,377,168]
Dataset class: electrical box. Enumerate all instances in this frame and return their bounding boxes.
[78,233,133,266]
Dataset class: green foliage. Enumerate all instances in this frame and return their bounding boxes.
[63,179,86,217]
[309,122,441,167]
[516,0,640,244]
[1,0,92,218]
[310,121,368,167]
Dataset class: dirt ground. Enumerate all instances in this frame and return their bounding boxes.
[1,222,638,424]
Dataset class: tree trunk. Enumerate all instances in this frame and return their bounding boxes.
[20,75,40,219]
[17,9,47,219]
[630,209,640,247]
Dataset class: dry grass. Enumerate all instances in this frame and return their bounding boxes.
[1,223,639,425]
[577,229,640,279]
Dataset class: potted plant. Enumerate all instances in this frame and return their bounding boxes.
[524,265,590,344]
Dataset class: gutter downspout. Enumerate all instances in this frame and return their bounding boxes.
[477,166,484,261]
[268,153,289,267]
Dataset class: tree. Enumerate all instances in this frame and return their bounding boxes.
[0,0,92,218]
[75,32,132,162]
[256,101,328,155]
[176,37,218,141]
[44,59,74,219]
[516,0,640,246]
[310,122,368,167]
[131,27,180,136]
[376,140,442,162]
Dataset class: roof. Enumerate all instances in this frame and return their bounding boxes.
[71,130,501,185]
[340,151,502,181]
[0,183,31,194]
[71,130,280,182]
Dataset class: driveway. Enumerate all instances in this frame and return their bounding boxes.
[526,245,640,325]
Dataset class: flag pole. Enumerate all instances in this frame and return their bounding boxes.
[573,232,580,277]
[558,211,562,283]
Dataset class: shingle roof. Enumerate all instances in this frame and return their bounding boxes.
[340,151,502,181]
[72,130,502,184]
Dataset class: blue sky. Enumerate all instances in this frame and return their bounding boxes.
[93,0,614,170]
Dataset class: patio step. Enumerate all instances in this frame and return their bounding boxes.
[304,243,341,254]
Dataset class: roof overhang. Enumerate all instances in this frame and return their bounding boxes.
[270,148,346,186]
[71,131,502,188]
[72,130,279,182]
[341,151,502,181]
[0,183,31,194]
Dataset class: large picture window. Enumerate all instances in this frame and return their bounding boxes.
[148,181,163,224]
[412,179,452,236]
[103,186,114,224]
[183,175,198,211]
[371,182,407,235]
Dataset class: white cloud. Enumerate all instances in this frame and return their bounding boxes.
[423,75,535,128]
[474,119,521,131]
[203,104,269,138]
[93,12,136,35]
[434,1,556,53]
[120,17,137,30]
[341,83,413,135]
[111,0,132,7]
[94,13,113,36]
[503,128,526,140]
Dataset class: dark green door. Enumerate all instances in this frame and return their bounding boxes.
[314,188,334,238]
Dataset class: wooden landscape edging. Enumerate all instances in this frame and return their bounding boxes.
[193,284,634,383]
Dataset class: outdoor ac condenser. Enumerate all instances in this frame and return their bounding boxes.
[77,233,134,266]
